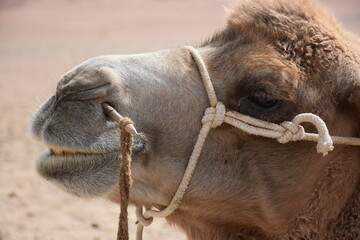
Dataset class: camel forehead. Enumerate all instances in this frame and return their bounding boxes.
[238,45,299,83]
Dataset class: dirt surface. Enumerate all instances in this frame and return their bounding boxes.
[0,0,359,240]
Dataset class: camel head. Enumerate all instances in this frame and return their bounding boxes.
[31,0,360,239]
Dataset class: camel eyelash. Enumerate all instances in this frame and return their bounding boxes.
[248,90,279,109]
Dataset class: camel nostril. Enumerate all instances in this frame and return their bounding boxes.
[56,66,118,100]
[65,83,111,100]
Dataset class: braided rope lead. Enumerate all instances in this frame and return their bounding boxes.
[102,103,137,240]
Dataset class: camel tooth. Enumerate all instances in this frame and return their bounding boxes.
[47,147,104,156]
[54,149,61,155]
[125,124,138,135]
[63,150,75,155]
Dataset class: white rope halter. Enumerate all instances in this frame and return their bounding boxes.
[134,46,360,240]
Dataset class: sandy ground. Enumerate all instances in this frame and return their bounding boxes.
[0,0,359,240]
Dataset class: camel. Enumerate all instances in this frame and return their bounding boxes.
[31,0,360,239]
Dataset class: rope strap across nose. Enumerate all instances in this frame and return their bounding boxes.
[104,46,360,240]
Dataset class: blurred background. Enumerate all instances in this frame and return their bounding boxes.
[0,0,359,239]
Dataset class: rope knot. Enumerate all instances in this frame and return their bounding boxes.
[202,102,226,128]
[102,103,138,135]
[119,118,138,136]
[119,117,134,132]
[277,121,305,144]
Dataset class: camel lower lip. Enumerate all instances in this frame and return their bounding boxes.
[36,150,120,180]
[36,150,121,197]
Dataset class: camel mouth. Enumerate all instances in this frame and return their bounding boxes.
[37,145,119,178]
[48,146,116,156]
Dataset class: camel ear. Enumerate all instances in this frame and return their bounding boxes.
[351,71,360,110]
[340,73,360,137]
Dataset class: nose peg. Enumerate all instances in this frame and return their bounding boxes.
[102,103,138,135]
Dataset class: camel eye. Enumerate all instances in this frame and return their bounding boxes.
[249,90,278,109]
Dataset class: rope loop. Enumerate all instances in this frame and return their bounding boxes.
[136,206,153,227]
[277,121,305,144]
[202,102,226,128]
[292,113,334,156]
